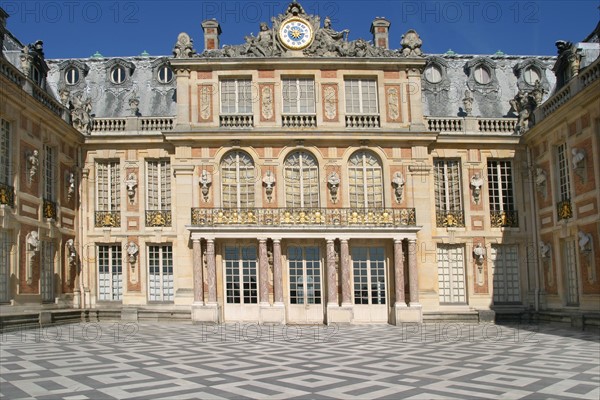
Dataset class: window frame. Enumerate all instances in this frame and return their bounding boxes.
[284,150,320,208]
[434,159,462,212]
[110,65,127,84]
[43,145,56,201]
[487,160,515,212]
[348,151,384,209]
[157,65,174,84]
[146,159,172,212]
[224,245,258,304]
[97,244,123,301]
[147,244,174,302]
[96,161,121,212]
[282,77,316,115]
[220,78,253,114]
[344,78,379,115]
[65,67,80,85]
[220,151,255,209]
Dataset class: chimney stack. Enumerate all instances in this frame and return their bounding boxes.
[201,19,221,51]
[371,17,391,49]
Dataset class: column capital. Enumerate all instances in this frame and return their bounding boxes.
[394,238,404,244]
[192,238,201,244]
[258,238,267,244]
[272,238,282,244]
[408,238,417,243]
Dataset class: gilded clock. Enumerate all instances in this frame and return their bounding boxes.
[278,17,314,50]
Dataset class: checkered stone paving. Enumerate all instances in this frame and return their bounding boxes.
[1,322,599,399]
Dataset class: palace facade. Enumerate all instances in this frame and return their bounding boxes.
[0,3,598,325]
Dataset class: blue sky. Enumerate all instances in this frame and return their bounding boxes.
[2,0,599,59]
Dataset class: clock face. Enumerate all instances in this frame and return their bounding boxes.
[279,18,314,50]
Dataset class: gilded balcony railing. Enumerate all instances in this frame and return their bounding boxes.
[557,199,573,221]
[0,183,15,208]
[146,210,172,227]
[490,210,519,228]
[191,208,417,227]
[95,211,121,228]
[43,198,57,220]
[436,210,465,228]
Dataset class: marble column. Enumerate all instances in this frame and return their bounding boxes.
[394,239,405,306]
[340,239,351,306]
[408,238,419,305]
[272,239,283,305]
[258,239,269,305]
[192,239,204,304]
[206,239,217,304]
[326,239,338,306]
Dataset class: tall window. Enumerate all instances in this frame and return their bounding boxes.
[437,244,466,304]
[224,246,257,304]
[221,151,255,208]
[563,239,579,306]
[557,143,571,202]
[487,161,515,212]
[44,145,55,201]
[288,246,321,305]
[282,78,315,114]
[348,151,383,208]
[41,241,54,302]
[352,247,386,305]
[0,230,10,303]
[96,161,121,213]
[434,160,463,226]
[148,244,173,301]
[98,245,123,301]
[0,119,10,186]
[491,245,520,304]
[220,79,252,114]
[284,151,319,208]
[146,160,171,211]
[345,79,378,114]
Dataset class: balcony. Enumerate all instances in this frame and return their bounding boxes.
[424,116,517,134]
[220,114,254,128]
[146,210,172,227]
[0,183,15,208]
[557,199,573,221]
[191,208,417,228]
[91,116,175,134]
[95,211,121,228]
[282,114,317,128]
[490,210,519,228]
[43,198,57,221]
[436,210,465,228]
[345,114,380,128]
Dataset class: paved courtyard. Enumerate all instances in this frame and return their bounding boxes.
[0,322,599,399]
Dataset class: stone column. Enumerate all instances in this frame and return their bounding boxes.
[272,239,283,305]
[340,239,352,306]
[206,239,217,304]
[192,239,204,304]
[258,239,269,305]
[326,239,338,306]
[408,239,419,305]
[394,239,406,306]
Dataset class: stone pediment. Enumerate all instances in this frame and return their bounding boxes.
[198,1,416,58]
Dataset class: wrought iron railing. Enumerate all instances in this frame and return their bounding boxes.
[0,183,15,208]
[436,210,465,227]
[43,198,57,220]
[490,210,519,228]
[191,208,417,227]
[146,210,172,227]
[95,211,121,228]
[557,199,573,221]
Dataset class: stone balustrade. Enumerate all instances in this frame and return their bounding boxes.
[282,114,317,128]
[219,114,254,128]
[345,114,380,128]
[91,117,175,134]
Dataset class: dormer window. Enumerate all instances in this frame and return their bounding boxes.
[523,66,541,85]
[424,64,443,84]
[32,66,43,86]
[473,65,491,85]
[110,66,127,84]
[65,67,80,85]
[157,65,174,84]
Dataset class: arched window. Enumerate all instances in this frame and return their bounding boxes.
[221,151,255,208]
[348,151,383,208]
[284,151,319,208]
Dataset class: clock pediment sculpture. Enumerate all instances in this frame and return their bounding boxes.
[197,1,419,58]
